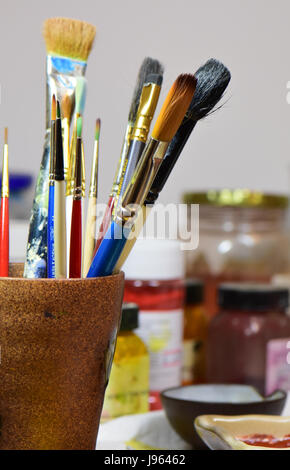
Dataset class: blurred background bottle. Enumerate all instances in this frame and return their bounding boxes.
[182,279,207,385]
[123,239,185,410]
[102,303,150,420]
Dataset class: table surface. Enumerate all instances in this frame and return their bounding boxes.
[97,392,290,450]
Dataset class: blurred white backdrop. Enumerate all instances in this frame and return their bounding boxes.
[0,0,290,206]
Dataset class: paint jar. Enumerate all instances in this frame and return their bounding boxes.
[207,283,290,394]
[102,303,150,419]
[0,264,124,450]
[123,239,185,410]
[183,190,290,318]
[182,279,207,385]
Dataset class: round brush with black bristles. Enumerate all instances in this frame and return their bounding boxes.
[145,58,231,205]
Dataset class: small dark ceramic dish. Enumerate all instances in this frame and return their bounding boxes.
[161,384,287,449]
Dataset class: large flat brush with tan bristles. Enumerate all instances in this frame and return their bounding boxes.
[87,73,197,278]
[24,17,96,279]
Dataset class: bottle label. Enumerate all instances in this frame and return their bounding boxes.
[102,354,150,420]
[266,338,290,394]
[135,309,183,393]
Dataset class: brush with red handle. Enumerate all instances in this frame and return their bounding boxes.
[0,128,9,277]
[69,117,82,278]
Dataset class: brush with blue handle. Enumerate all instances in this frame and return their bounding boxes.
[47,95,56,278]
[87,74,197,278]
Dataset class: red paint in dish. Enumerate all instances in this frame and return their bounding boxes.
[240,433,290,448]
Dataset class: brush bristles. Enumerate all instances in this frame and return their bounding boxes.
[56,100,61,119]
[61,94,72,120]
[4,128,8,145]
[95,119,101,140]
[51,95,56,121]
[188,58,231,121]
[43,17,96,62]
[128,57,164,124]
[152,74,197,142]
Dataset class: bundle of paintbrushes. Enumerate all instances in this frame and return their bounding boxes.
[14,16,231,280]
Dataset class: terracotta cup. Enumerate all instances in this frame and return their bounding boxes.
[0,264,124,450]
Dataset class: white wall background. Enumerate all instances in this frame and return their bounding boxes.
[0,0,290,206]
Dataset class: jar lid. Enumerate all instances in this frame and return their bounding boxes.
[120,302,139,331]
[218,283,289,312]
[186,279,204,304]
[123,238,184,280]
[183,189,288,208]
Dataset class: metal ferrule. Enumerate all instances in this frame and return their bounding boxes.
[46,56,86,129]
[81,141,86,197]
[66,120,86,197]
[121,138,169,209]
[1,144,9,198]
[73,186,82,201]
[110,124,133,197]
[131,83,161,143]
[73,137,82,201]
[62,117,70,181]
[89,140,99,198]
[49,121,56,186]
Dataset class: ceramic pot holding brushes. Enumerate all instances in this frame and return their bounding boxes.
[0,264,124,450]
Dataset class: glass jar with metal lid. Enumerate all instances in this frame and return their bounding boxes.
[183,189,290,318]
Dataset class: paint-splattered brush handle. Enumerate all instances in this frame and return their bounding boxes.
[24,134,50,278]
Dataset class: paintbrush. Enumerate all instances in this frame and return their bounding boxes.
[47,95,57,278]
[95,58,164,251]
[115,58,231,271]
[54,100,67,278]
[0,128,9,277]
[69,117,83,278]
[24,17,95,278]
[87,74,196,278]
[117,73,163,203]
[66,76,87,272]
[83,119,100,276]
[61,93,72,183]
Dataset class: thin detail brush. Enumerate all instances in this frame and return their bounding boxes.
[24,17,95,279]
[61,93,72,182]
[66,76,87,273]
[83,119,100,276]
[87,74,196,278]
[69,117,83,278]
[54,100,67,278]
[0,128,9,277]
[47,95,57,278]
